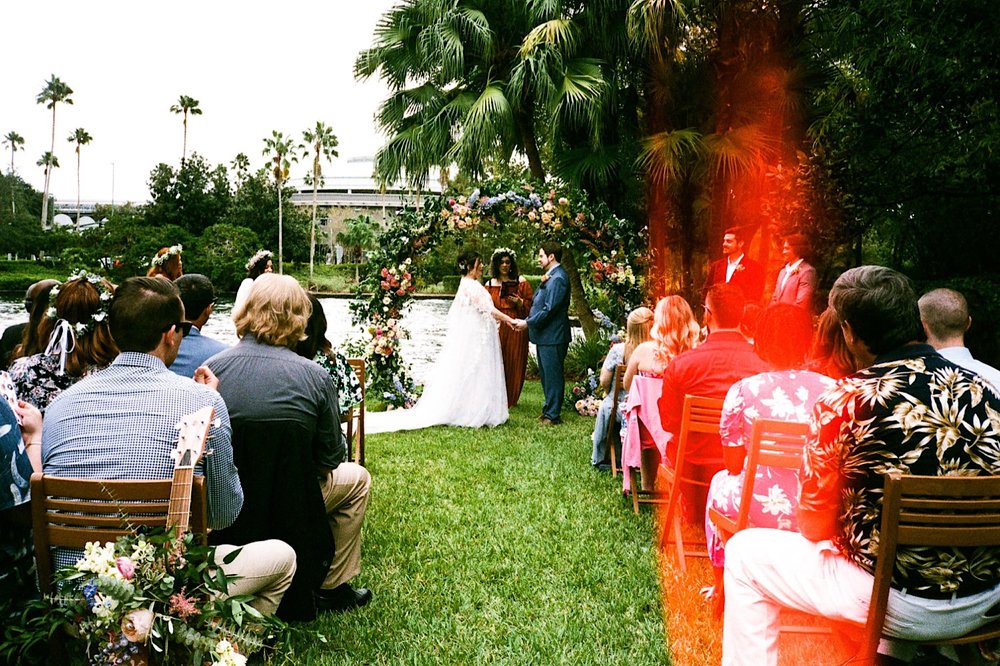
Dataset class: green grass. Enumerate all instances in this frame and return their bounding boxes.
[0,261,66,291]
[292,381,670,665]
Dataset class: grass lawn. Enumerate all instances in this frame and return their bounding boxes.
[290,380,670,665]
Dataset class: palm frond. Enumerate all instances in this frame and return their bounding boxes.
[637,128,704,184]
[521,19,578,57]
[626,0,684,51]
[702,124,778,179]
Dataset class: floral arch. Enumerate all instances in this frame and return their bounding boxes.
[349,177,646,407]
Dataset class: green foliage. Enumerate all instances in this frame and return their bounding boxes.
[564,330,611,381]
[186,224,260,291]
[0,174,45,256]
[0,261,65,291]
[335,215,380,264]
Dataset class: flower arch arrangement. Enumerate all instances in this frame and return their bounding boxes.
[349,177,646,407]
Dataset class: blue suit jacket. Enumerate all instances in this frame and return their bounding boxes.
[526,265,571,345]
[170,327,229,379]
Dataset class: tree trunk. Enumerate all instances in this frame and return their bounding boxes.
[561,251,597,338]
[310,173,318,280]
[40,106,56,227]
[644,56,671,301]
[277,178,284,274]
[75,148,81,232]
[514,101,545,179]
[181,112,188,166]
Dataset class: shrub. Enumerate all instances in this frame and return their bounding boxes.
[564,331,612,380]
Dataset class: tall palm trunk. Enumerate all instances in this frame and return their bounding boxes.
[40,106,56,227]
[309,179,318,279]
[277,178,284,274]
[75,147,82,231]
[181,112,188,165]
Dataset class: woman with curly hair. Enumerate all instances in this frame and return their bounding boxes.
[484,248,533,406]
[622,295,700,492]
[9,274,118,412]
[232,249,274,321]
[147,244,184,281]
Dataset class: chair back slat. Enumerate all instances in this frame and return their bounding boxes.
[607,363,626,477]
[30,474,209,595]
[731,419,810,535]
[861,471,1000,660]
[346,358,367,466]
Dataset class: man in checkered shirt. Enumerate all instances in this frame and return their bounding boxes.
[42,277,296,616]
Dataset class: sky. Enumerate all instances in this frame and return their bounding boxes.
[2,0,399,204]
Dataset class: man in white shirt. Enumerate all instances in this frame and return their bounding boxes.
[770,233,817,311]
[919,287,1000,391]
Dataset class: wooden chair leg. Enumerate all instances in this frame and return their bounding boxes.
[631,468,641,514]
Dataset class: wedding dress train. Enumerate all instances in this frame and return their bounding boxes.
[366,277,508,433]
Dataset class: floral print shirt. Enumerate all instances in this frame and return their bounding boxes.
[719,369,835,530]
[8,353,95,413]
[801,344,1000,597]
[315,351,363,415]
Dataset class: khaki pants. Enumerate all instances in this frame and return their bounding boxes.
[319,462,371,590]
[215,539,296,616]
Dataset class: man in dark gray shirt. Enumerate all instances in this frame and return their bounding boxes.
[207,274,371,619]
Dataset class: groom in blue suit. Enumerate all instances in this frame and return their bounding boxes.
[516,242,571,425]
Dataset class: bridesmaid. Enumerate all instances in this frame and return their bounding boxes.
[485,248,533,407]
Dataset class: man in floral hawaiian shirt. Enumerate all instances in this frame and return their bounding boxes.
[722,266,1000,666]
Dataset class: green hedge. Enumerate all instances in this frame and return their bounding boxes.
[0,261,68,292]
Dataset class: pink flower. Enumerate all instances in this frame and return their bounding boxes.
[168,589,200,620]
[115,557,135,581]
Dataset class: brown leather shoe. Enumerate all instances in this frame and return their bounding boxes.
[539,417,562,426]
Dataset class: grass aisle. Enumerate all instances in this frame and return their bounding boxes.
[294,381,670,665]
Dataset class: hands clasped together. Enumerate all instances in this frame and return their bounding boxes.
[508,319,528,331]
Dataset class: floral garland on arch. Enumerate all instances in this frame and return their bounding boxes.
[349,178,646,408]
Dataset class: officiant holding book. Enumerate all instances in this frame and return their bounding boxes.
[486,248,534,407]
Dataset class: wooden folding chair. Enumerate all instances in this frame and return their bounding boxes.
[343,358,366,466]
[606,363,626,477]
[707,418,810,543]
[657,394,725,571]
[30,474,208,595]
[854,471,1000,665]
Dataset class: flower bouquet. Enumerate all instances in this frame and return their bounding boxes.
[4,528,301,665]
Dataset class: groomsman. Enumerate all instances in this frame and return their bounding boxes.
[515,242,571,425]
[703,227,765,303]
[770,233,817,311]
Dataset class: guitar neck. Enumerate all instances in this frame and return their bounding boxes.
[167,467,194,538]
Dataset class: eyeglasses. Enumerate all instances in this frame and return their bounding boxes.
[163,321,194,338]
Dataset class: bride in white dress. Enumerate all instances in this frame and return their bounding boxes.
[367,251,515,433]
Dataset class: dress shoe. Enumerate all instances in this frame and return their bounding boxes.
[539,417,562,426]
[315,583,373,612]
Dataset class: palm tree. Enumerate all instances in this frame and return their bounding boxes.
[3,131,25,174]
[68,128,93,230]
[36,75,74,227]
[37,152,60,225]
[170,95,202,165]
[302,122,340,279]
[262,131,301,273]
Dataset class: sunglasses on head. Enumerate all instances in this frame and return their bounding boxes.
[162,321,194,338]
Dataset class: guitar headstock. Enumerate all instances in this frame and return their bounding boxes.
[172,405,214,471]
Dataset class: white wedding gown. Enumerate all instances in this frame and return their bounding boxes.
[366,277,509,433]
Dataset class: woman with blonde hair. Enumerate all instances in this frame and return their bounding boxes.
[622,295,700,492]
[147,244,184,280]
[590,307,654,469]
[9,273,118,412]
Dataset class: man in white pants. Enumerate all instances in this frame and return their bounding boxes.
[722,266,1000,665]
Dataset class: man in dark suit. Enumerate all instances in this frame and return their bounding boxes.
[702,227,764,303]
[770,233,817,312]
[515,242,571,425]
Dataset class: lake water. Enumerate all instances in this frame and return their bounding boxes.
[0,296,453,383]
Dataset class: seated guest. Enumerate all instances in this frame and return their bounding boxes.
[41,277,295,616]
[590,307,654,470]
[0,396,42,625]
[703,304,834,610]
[208,275,372,619]
[623,296,700,491]
[171,273,228,379]
[9,274,118,412]
[723,266,1000,666]
[657,284,768,521]
[919,287,1000,391]
[0,279,59,367]
[295,293,363,425]
[807,306,858,379]
[9,280,61,364]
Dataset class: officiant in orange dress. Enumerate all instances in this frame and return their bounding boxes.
[485,248,533,407]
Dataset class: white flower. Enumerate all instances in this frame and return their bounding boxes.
[382,296,391,305]
[754,485,793,517]
[91,593,119,620]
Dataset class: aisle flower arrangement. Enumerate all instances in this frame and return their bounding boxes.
[3,529,301,665]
